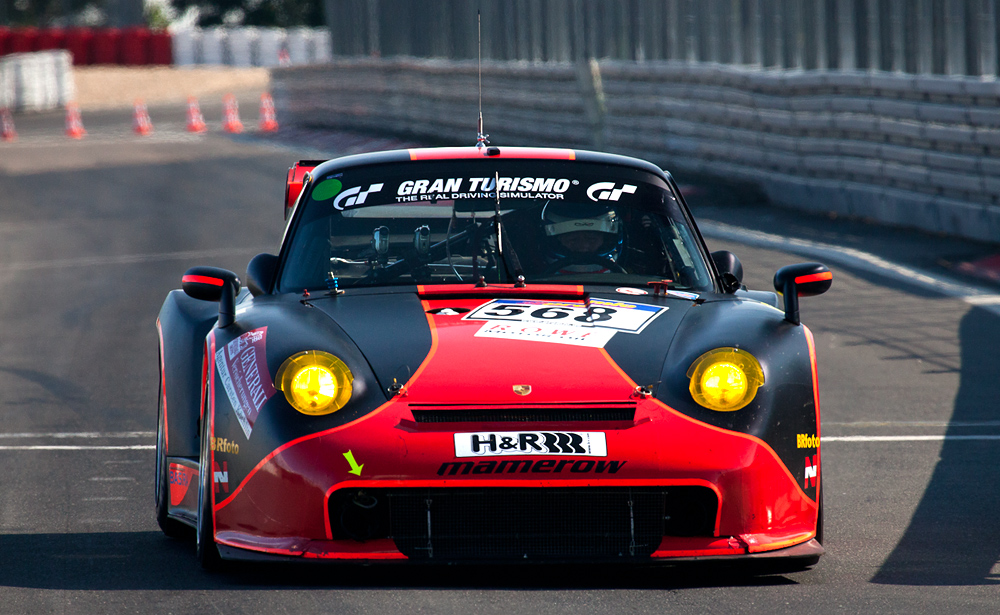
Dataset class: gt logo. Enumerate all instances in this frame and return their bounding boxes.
[333,183,384,210]
[587,182,636,202]
[804,454,818,488]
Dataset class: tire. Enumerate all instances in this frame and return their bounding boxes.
[155,380,192,539]
[196,386,223,571]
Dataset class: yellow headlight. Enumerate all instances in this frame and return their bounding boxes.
[276,351,353,416]
[687,348,764,412]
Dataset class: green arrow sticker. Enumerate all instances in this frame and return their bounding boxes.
[343,450,363,476]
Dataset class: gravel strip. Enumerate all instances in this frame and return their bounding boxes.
[73,66,271,110]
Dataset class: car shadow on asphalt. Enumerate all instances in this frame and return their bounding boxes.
[871,306,1000,586]
[0,531,806,590]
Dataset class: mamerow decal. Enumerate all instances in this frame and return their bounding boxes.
[438,459,627,476]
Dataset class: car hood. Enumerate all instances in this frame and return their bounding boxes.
[308,289,699,403]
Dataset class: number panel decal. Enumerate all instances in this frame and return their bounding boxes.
[462,299,666,348]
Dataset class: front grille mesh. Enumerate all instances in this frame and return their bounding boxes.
[381,487,716,561]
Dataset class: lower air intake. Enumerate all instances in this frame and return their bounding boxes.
[384,487,717,561]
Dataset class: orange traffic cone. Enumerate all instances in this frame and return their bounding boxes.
[1,108,16,142]
[65,102,86,139]
[133,99,153,136]
[222,94,243,134]
[186,96,207,133]
[258,93,278,132]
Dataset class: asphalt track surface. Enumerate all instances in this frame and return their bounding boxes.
[1,106,999,614]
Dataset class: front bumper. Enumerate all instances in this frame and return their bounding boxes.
[215,538,825,566]
[210,396,820,563]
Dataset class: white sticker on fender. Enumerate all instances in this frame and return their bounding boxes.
[455,431,608,457]
[464,298,666,348]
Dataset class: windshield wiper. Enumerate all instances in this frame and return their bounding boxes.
[492,171,526,287]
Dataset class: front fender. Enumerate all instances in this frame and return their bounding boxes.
[204,295,390,506]
[657,298,820,501]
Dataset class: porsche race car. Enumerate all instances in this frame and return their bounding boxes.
[155,146,831,570]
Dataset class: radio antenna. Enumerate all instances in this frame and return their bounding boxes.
[476,10,489,150]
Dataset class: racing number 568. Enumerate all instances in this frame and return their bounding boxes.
[482,304,618,323]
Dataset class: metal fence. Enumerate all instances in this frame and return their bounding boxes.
[324,0,1000,77]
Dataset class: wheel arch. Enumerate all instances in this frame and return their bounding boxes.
[158,289,219,458]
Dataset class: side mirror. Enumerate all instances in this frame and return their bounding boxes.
[246,253,279,297]
[182,266,241,328]
[773,263,832,325]
[711,250,744,294]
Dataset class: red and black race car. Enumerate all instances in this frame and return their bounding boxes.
[155,146,831,570]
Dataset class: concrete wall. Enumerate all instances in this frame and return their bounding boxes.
[273,57,1000,243]
[324,0,1000,78]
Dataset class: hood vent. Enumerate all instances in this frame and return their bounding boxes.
[410,404,635,424]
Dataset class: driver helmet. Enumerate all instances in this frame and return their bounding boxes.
[541,202,623,262]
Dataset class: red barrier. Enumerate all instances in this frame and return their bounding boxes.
[0,27,11,56]
[92,28,121,64]
[37,28,66,51]
[149,31,172,65]
[121,27,150,65]
[9,27,40,53]
[0,27,173,65]
[64,28,94,65]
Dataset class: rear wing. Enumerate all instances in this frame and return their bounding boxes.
[285,160,325,220]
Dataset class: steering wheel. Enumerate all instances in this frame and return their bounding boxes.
[542,255,627,276]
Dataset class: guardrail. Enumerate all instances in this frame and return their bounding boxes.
[274,57,1000,243]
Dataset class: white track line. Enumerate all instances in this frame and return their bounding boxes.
[0,445,154,450]
[0,431,153,439]
[825,420,1000,427]
[0,432,155,450]
[824,435,1000,442]
[699,220,1000,315]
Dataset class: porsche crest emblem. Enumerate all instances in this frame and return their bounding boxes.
[513,385,532,396]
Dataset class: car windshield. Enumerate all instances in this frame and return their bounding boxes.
[277,158,714,292]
